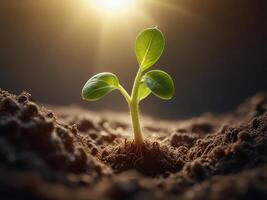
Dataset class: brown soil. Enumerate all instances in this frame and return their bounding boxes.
[0,89,267,200]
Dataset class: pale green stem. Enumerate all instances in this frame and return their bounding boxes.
[130,68,144,144]
[117,69,144,144]
[118,84,131,105]
[129,100,143,144]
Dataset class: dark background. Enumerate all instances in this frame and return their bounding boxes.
[1,0,267,119]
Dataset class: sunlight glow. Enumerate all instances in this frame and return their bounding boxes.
[83,0,196,70]
[93,0,136,13]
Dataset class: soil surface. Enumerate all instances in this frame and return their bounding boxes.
[0,89,267,200]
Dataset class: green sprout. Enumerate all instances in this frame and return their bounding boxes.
[81,27,174,145]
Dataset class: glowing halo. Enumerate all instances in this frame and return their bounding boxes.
[92,0,137,14]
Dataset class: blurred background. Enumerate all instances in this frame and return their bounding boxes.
[1,0,266,119]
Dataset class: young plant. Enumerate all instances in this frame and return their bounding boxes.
[81,27,174,145]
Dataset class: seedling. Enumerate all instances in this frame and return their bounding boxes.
[81,27,174,144]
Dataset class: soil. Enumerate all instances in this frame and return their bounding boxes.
[0,89,267,200]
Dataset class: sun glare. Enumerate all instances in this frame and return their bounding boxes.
[84,0,190,70]
[93,0,136,13]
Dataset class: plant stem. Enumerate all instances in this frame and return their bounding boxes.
[130,68,144,144]
[118,69,144,144]
[118,84,131,105]
[129,101,143,144]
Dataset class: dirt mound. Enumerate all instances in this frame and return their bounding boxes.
[179,165,267,200]
[182,112,267,181]
[102,139,184,176]
[0,89,267,200]
[0,90,110,182]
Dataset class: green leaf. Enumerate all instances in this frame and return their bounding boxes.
[138,82,151,101]
[142,70,174,100]
[135,27,165,71]
[81,72,119,101]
